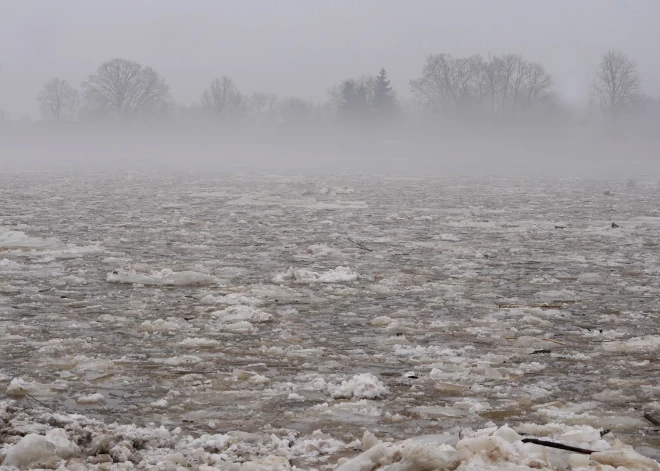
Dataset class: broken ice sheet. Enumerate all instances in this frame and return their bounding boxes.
[1,173,659,468]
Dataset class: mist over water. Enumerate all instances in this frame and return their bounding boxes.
[1,0,659,178]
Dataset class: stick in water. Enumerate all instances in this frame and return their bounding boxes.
[644,412,660,426]
[521,438,596,455]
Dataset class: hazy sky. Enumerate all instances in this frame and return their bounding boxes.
[2,0,659,118]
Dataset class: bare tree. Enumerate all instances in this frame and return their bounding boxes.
[82,58,170,119]
[480,55,504,113]
[480,54,552,114]
[37,78,79,122]
[201,76,245,119]
[249,92,278,121]
[409,53,483,115]
[279,97,318,125]
[592,50,641,123]
[523,62,553,109]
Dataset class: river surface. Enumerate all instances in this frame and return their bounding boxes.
[1,172,659,468]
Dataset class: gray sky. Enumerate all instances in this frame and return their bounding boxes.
[2,0,659,118]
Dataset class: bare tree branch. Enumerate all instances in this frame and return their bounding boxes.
[37,78,79,122]
[346,236,373,252]
[82,58,170,119]
[592,50,642,124]
[411,53,553,117]
[201,76,245,120]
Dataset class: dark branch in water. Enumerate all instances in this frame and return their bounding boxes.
[20,387,56,412]
[644,412,660,426]
[521,438,596,454]
[346,236,373,252]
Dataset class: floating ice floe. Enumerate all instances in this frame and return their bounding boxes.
[371,316,394,326]
[200,293,262,306]
[0,258,21,268]
[218,320,257,333]
[440,233,460,241]
[138,318,190,333]
[577,272,605,284]
[318,186,354,195]
[0,229,65,251]
[160,355,203,366]
[6,377,35,397]
[150,398,168,408]
[273,266,359,283]
[76,392,106,405]
[0,228,103,258]
[107,267,218,286]
[227,193,367,209]
[304,244,344,258]
[1,434,58,468]
[0,397,657,471]
[328,373,388,400]
[602,335,660,352]
[178,337,221,347]
[336,423,659,471]
[210,305,273,323]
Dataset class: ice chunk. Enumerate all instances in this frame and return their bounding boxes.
[286,393,306,402]
[219,321,256,333]
[0,229,64,250]
[603,335,660,352]
[76,392,106,405]
[361,430,379,451]
[107,267,217,286]
[458,435,500,458]
[0,258,21,267]
[398,441,460,471]
[568,453,591,468]
[273,266,359,283]
[370,316,393,326]
[138,318,189,333]
[273,267,319,283]
[577,272,604,284]
[179,337,221,347]
[201,293,262,306]
[239,455,290,470]
[329,373,388,400]
[45,428,77,459]
[335,438,459,471]
[211,305,273,323]
[493,425,521,443]
[334,443,398,471]
[2,434,57,467]
[441,233,460,241]
[592,448,660,471]
[6,377,34,397]
[161,355,202,366]
[318,266,359,283]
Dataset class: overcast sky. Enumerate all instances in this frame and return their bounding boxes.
[2,0,658,118]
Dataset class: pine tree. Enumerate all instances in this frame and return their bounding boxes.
[372,68,397,116]
[335,79,371,121]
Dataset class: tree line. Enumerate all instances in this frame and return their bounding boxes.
[19,50,660,129]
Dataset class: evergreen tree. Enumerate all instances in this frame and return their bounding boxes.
[334,78,371,121]
[372,68,397,116]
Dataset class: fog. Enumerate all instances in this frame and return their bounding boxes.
[2,0,660,176]
[4,4,660,469]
